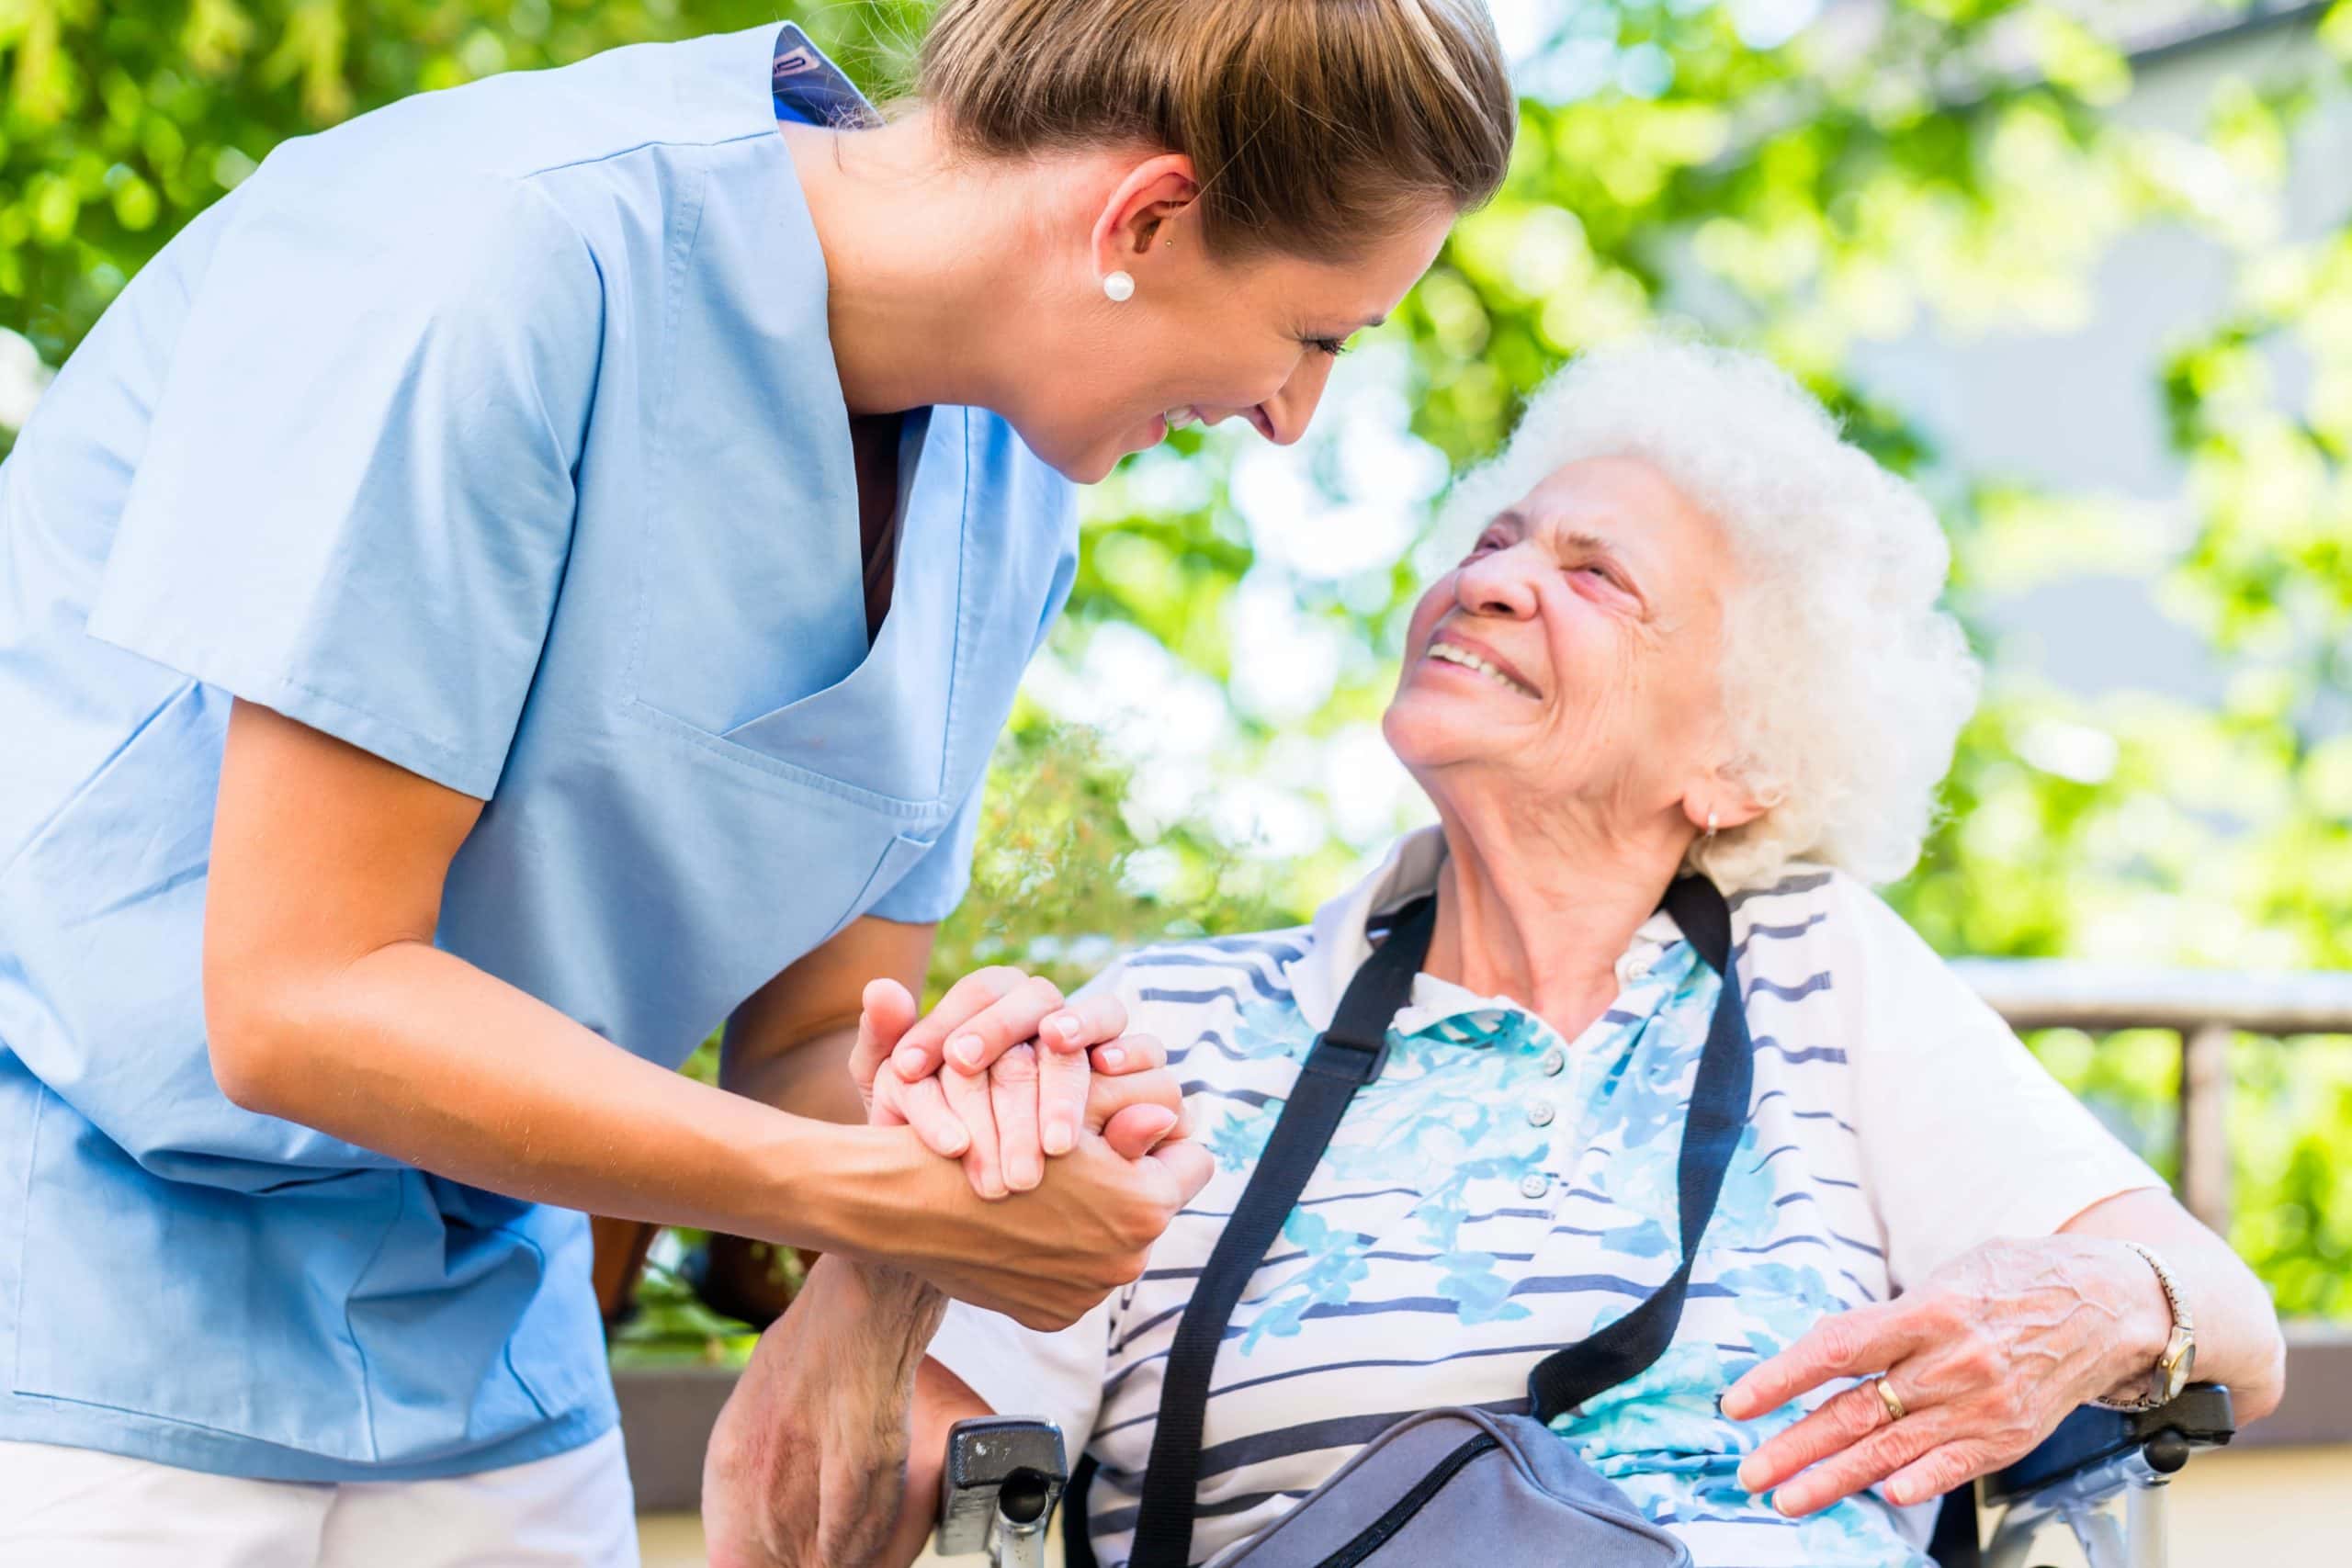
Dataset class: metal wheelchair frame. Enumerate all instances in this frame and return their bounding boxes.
[934,1386,2236,1568]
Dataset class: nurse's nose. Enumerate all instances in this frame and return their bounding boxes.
[1253,351,1338,447]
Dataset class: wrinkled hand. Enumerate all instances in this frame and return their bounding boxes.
[1722,1235,2172,1516]
[850,967,1183,1198]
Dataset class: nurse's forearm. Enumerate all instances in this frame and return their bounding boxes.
[211,933,1200,1331]
[204,698,875,1247]
[203,700,1193,1328]
[210,933,876,1246]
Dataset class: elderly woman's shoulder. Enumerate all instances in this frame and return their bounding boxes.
[1728,862,2011,1056]
[1729,862,1927,949]
[1088,926,1318,1007]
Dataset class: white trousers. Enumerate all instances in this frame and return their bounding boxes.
[0,1429,639,1568]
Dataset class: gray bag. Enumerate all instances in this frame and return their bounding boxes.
[1206,1405,1690,1567]
[1094,877,1752,1568]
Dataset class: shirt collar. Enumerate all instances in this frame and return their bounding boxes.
[772,22,883,130]
[1283,826,1686,1034]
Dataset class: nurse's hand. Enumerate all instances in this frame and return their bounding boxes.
[862,963,1095,1081]
[851,973,1179,1196]
[846,1121,1215,1330]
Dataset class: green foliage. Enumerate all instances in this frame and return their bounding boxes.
[6,2,2348,1318]
[930,715,1295,998]
[0,1,927,370]
[605,1243,769,1370]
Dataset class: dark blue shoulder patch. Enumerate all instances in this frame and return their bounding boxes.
[772,23,882,130]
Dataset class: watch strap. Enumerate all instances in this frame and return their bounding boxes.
[2093,1240,2193,1411]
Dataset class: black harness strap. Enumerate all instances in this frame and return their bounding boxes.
[1098,879,1754,1568]
[1524,874,1752,1424]
[1124,896,1440,1568]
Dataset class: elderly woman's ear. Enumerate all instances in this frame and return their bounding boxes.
[1681,786,1768,839]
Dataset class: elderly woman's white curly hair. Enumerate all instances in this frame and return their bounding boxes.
[1433,335,1981,889]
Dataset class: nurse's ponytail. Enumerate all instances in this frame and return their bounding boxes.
[917,0,1515,257]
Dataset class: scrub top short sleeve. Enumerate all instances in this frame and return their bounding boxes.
[86,175,602,800]
[867,772,990,925]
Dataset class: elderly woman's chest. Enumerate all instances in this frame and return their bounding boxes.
[1187,993,1892,1361]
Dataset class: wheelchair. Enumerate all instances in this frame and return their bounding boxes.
[933,1386,2235,1568]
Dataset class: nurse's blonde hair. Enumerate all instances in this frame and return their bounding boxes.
[918,0,1516,258]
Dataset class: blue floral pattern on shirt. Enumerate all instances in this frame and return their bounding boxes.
[1195,941,1930,1566]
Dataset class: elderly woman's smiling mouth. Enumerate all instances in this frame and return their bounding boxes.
[1423,629,1541,699]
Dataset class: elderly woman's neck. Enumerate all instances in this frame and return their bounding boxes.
[1425,806,1693,1043]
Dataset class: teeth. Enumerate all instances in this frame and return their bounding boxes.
[1428,642,1529,694]
[1165,406,1198,428]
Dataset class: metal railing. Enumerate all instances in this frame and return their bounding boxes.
[1952,960,2352,1233]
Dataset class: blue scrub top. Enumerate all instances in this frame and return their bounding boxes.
[0,25,1075,1481]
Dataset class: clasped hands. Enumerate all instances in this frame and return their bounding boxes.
[848,964,1186,1198]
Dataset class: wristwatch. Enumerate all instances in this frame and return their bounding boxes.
[2095,1240,2197,1412]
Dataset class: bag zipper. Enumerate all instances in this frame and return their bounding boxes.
[1311,1431,1502,1568]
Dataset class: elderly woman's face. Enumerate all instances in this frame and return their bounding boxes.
[1384,457,1734,827]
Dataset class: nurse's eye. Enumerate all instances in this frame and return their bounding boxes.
[1305,335,1353,358]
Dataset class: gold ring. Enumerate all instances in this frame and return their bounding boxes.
[1872,1377,1907,1425]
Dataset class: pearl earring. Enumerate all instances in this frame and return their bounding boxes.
[1704,809,1720,840]
[1102,270,1136,303]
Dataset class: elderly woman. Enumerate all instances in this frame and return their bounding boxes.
[711,340,2286,1568]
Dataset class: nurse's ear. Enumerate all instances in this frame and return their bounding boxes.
[1088,152,1202,292]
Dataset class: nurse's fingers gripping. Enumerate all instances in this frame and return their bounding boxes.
[1038,992,1128,1055]
[934,974,1069,1076]
[873,1068,969,1159]
[888,966,1035,1080]
[849,977,921,1109]
[1103,1104,1182,1161]
[939,1064,1006,1200]
[990,1044,1046,1192]
[1085,1061,1185,1145]
[1146,1136,1216,1210]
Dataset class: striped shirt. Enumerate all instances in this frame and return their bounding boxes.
[926,829,2161,1566]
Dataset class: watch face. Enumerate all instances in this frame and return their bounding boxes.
[2161,1328,2196,1400]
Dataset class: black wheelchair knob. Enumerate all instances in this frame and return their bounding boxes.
[2142,1428,2192,1474]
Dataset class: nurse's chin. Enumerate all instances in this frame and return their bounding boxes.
[1013,408,1170,484]
[1054,432,1159,485]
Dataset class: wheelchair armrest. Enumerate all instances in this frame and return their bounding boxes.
[1980,1383,2234,1507]
[933,1416,1069,1558]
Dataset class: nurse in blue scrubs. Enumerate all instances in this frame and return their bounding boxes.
[0,6,1515,1563]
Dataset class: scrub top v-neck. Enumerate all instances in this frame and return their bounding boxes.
[0,24,1076,1482]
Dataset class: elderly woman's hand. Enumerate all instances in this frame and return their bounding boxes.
[850,969,1183,1199]
[1721,1235,2175,1517]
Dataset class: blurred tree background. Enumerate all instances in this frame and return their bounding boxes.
[5,0,2347,1336]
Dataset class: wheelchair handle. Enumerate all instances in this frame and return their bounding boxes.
[934,1416,1069,1566]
